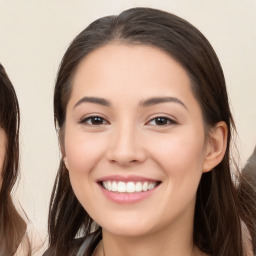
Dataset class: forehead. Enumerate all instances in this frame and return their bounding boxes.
[71,43,194,101]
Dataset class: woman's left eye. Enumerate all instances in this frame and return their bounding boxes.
[147,116,176,126]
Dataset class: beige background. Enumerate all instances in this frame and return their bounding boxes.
[0,0,255,253]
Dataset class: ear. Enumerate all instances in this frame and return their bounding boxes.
[203,121,228,173]
[61,146,70,170]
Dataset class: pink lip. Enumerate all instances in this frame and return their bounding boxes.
[98,185,158,204]
[96,175,160,204]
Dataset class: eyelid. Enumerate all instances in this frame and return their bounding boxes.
[145,114,178,126]
[79,114,110,125]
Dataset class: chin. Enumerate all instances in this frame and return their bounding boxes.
[104,226,153,238]
[100,217,157,238]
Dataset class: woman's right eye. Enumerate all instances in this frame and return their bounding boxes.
[80,116,108,126]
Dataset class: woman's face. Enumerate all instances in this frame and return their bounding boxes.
[0,128,6,186]
[64,44,211,237]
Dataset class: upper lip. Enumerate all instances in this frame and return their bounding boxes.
[97,175,161,183]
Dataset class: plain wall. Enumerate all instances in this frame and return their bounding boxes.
[0,0,255,253]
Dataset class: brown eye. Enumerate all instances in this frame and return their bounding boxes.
[80,116,108,125]
[148,116,176,126]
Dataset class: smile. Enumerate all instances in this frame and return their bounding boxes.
[102,181,158,193]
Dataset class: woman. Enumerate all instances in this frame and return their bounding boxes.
[0,63,31,255]
[44,8,255,256]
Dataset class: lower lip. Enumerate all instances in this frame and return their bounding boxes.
[99,185,158,204]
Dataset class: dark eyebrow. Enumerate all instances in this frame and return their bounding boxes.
[74,97,111,108]
[140,97,188,109]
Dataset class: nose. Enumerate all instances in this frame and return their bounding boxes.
[106,124,147,166]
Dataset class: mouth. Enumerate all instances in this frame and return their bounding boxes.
[98,180,161,193]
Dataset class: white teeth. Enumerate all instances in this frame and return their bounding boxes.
[142,181,148,191]
[118,182,126,192]
[135,182,142,192]
[126,182,136,193]
[111,181,118,192]
[103,181,108,190]
[107,181,112,191]
[148,183,154,190]
[102,181,158,193]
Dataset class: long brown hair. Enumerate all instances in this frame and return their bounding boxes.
[0,64,31,256]
[47,8,256,256]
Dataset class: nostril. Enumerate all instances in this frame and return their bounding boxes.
[106,149,147,166]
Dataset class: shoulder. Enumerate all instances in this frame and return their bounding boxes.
[42,237,85,256]
[43,231,102,256]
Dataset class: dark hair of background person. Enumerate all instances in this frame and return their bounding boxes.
[0,64,31,256]
[46,7,256,256]
[239,147,256,251]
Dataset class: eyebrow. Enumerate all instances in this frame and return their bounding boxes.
[73,96,187,110]
[140,97,188,109]
[74,97,111,108]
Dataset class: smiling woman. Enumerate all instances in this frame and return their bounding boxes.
[44,7,255,256]
[0,64,31,255]
[64,45,212,233]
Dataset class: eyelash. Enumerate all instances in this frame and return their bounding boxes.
[79,115,177,127]
[79,116,108,126]
[146,116,177,126]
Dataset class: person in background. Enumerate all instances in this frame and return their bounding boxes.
[0,63,31,256]
[239,146,256,253]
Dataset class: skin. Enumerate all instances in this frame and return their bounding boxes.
[0,128,6,187]
[64,43,227,256]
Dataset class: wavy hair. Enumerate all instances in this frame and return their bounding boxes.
[46,8,255,256]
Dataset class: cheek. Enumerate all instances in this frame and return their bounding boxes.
[63,129,107,209]
[146,132,205,221]
[147,129,206,190]
[65,133,103,174]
